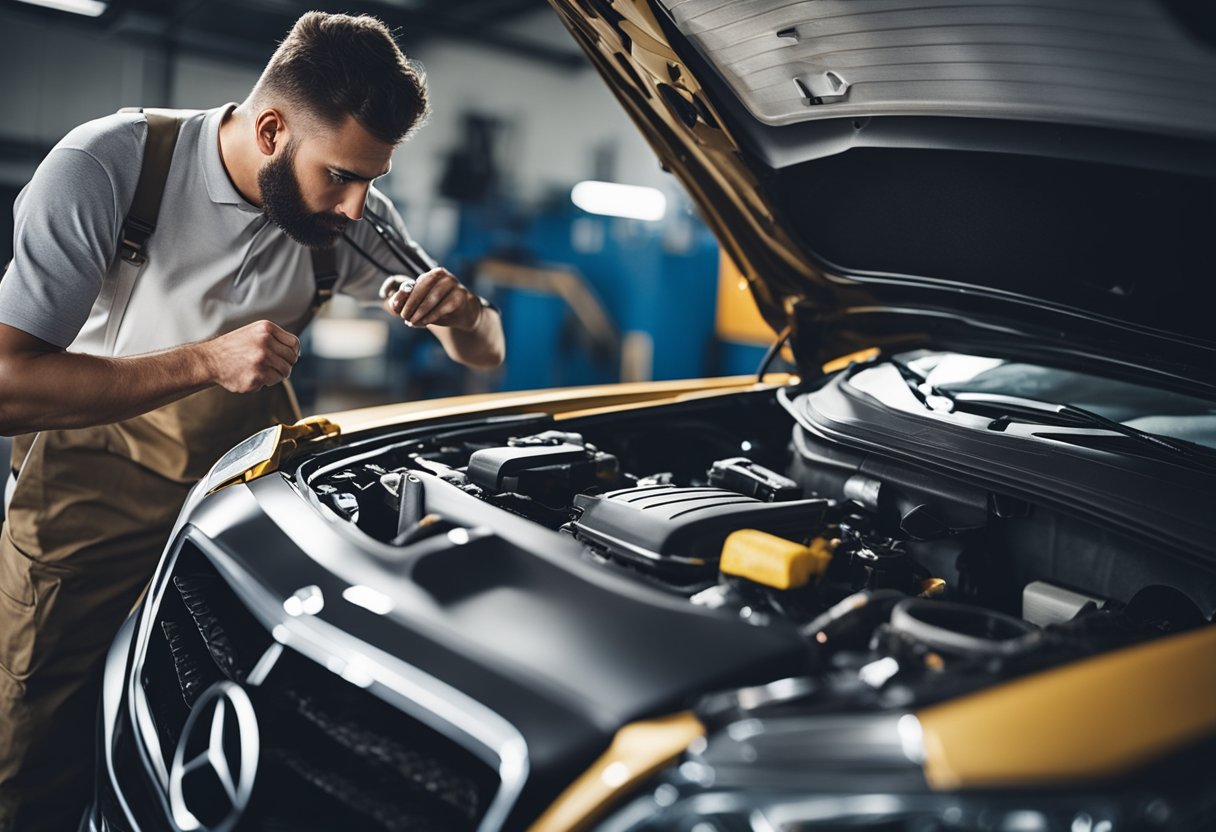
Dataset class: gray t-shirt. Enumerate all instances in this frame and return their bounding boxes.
[0,104,432,356]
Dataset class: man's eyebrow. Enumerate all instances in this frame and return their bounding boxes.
[331,163,391,182]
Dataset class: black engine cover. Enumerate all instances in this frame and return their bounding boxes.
[572,485,828,573]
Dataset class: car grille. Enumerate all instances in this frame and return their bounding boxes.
[137,538,499,831]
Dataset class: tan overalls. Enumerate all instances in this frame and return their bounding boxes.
[0,110,339,831]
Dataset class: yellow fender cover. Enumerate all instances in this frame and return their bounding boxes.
[917,624,1216,789]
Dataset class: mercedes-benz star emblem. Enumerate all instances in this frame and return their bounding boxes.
[168,681,260,832]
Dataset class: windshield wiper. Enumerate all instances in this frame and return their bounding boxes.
[958,392,1198,451]
[890,359,1215,469]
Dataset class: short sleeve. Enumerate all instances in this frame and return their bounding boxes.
[335,187,438,304]
[0,146,123,348]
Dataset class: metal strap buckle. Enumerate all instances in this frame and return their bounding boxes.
[119,238,147,265]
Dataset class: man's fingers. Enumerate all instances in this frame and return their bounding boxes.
[211,321,301,393]
[262,353,293,380]
[261,338,296,367]
[398,273,434,320]
[384,269,476,329]
[389,288,411,314]
[417,295,464,328]
[407,282,453,326]
[400,269,448,320]
[380,275,415,297]
[265,322,299,351]
[267,337,299,364]
[378,276,404,300]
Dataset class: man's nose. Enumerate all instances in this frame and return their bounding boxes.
[337,183,370,221]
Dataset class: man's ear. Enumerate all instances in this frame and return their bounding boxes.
[253,108,289,157]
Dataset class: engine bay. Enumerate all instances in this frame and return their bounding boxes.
[296,387,1216,713]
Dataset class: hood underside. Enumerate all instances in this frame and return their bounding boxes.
[550,0,1216,391]
[664,0,1216,138]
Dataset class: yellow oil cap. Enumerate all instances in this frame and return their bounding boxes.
[720,530,831,590]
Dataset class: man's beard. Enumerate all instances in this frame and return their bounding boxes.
[258,142,348,249]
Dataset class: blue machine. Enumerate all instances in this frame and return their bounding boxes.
[443,197,723,392]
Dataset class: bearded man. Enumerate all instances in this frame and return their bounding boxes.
[0,12,503,829]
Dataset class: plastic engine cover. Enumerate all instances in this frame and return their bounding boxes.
[571,485,827,574]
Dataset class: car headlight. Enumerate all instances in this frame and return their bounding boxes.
[201,417,340,494]
[201,425,285,494]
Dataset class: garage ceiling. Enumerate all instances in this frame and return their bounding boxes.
[6,0,585,69]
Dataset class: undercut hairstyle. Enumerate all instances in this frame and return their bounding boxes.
[251,11,430,146]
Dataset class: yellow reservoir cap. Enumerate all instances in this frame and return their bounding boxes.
[720,530,831,590]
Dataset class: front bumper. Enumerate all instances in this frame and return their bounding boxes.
[86,480,524,832]
[82,613,157,832]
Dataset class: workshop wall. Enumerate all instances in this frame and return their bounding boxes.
[390,10,675,235]
[0,11,159,188]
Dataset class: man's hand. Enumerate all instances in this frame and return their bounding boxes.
[196,320,301,394]
[380,268,482,332]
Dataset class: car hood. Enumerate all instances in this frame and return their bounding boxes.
[549,0,1216,393]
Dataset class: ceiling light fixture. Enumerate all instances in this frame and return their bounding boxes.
[571,181,667,222]
[12,0,108,16]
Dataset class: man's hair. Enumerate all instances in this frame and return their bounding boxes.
[251,11,430,146]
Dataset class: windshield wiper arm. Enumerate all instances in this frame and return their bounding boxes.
[888,358,939,409]
[889,361,1211,467]
[959,392,1194,451]
[947,391,1216,472]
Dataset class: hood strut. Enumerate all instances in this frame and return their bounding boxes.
[757,325,793,382]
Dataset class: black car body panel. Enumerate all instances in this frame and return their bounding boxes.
[790,366,1216,559]
[237,473,810,822]
[94,453,812,830]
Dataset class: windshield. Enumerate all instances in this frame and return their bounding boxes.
[899,352,1216,451]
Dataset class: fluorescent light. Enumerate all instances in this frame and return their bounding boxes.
[13,0,108,17]
[571,180,667,222]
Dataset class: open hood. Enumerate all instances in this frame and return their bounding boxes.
[548,0,1216,393]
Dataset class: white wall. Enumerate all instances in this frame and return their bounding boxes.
[404,9,670,201]
[0,10,273,143]
[0,6,682,249]
[170,53,260,112]
[393,11,678,243]
[0,10,167,185]
[0,12,158,144]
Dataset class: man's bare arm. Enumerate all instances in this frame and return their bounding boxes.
[0,320,301,436]
[382,269,505,370]
[429,305,505,370]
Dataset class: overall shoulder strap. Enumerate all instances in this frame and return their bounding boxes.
[309,245,340,311]
[118,107,339,310]
[117,107,184,266]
